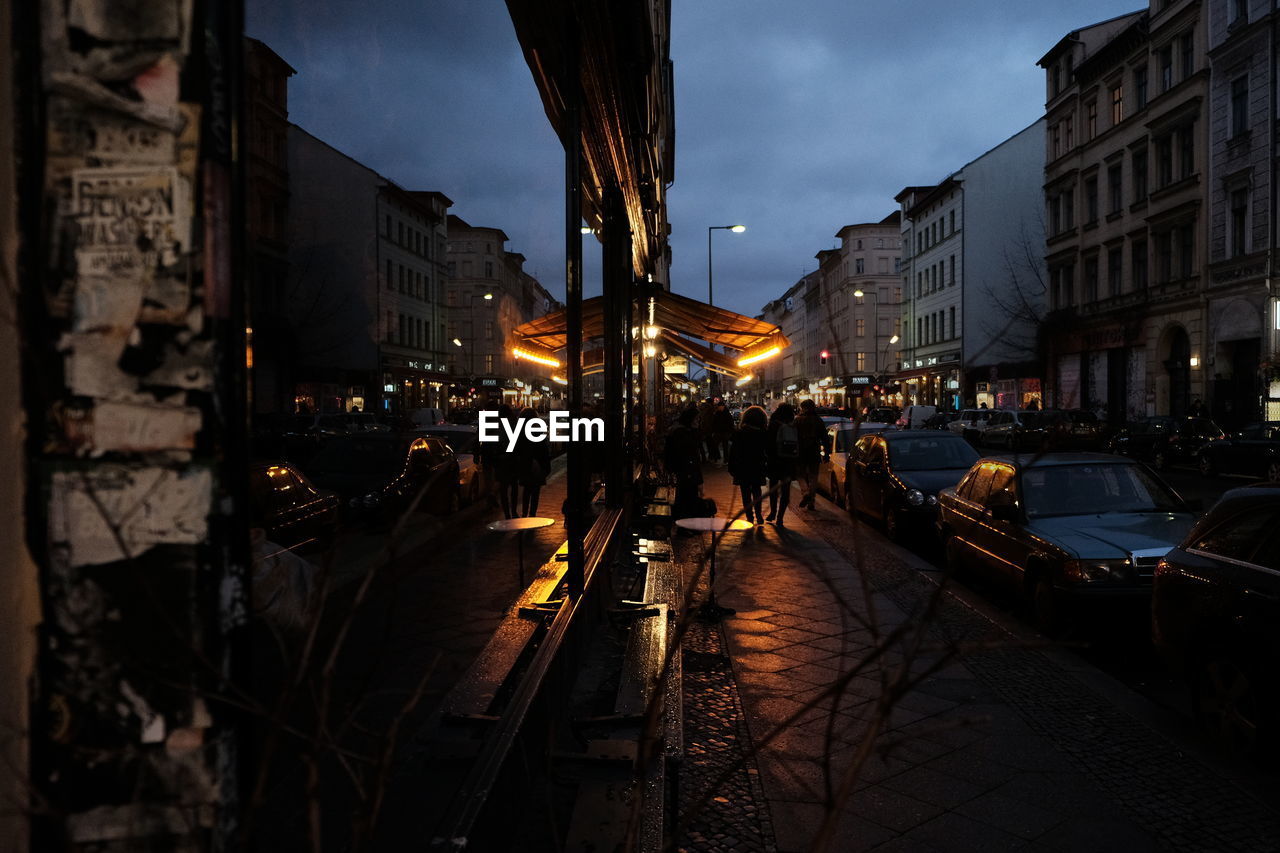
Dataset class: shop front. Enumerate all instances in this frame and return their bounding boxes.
[381,355,449,413]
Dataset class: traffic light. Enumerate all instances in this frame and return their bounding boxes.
[820,349,829,365]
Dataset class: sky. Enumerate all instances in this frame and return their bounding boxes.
[247,0,1139,318]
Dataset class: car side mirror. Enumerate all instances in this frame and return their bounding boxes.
[989,503,1019,522]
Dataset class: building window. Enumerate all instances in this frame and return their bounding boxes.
[1160,45,1173,91]
[386,259,393,290]
[399,314,406,346]
[386,311,394,342]
[1230,188,1249,257]
[949,255,956,285]
[1052,264,1074,308]
[1177,124,1194,180]
[485,319,495,339]
[1086,101,1098,139]
[1049,193,1061,234]
[855,258,865,274]
[1108,247,1122,297]
[1133,148,1148,199]
[1156,135,1173,187]
[1108,164,1123,213]
[949,306,956,339]
[1180,32,1194,81]
[1085,177,1099,224]
[1052,64,1062,97]
[1177,223,1194,278]
[1084,257,1099,302]
[856,352,866,371]
[1135,66,1148,110]
[483,354,494,374]
[855,317,866,337]
[484,261,494,278]
[1064,115,1074,150]
[1132,240,1148,289]
[398,265,405,293]
[1155,231,1173,283]
[1111,83,1124,125]
[1232,0,1248,25]
[1231,76,1249,137]
[1064,187,1075,229]
[1051,123,1061,159]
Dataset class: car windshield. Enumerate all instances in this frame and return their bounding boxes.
[308,437,404,474]
[886,437,979,471]
[1021,463,1183,518]
[865,408,898,423]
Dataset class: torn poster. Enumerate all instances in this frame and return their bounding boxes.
[72,166,191,277]
[50,466,211,567]
[89,401,201,454]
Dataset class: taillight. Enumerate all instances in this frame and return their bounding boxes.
[1153,557,1170,577]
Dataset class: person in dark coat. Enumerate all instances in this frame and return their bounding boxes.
[766,403,799,526]
[514,407,550,517]
[697,399,717,462]
[729,405,769,524]
[491,404,520,518]
[712,398,735,465]
[664,406,704,519]
[794,399,825,509]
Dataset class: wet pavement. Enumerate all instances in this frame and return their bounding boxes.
[672,464,1280,853]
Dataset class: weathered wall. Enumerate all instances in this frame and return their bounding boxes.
[0,1,38,849]
[21,1,248,848]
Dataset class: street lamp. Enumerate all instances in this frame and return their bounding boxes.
[707,224,746,306]
[452,337,474,376]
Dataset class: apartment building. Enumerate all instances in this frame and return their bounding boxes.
[1039,2,1209,422]
[288,125,452,414]
[446,215,561,406]
[896,120,1048,410]
[1206,0,1279,424]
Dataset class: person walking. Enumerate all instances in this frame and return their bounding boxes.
[697,398,717,462]
[664,406,705,520]
[712,397,735,466]
[729,405,769,524]
[492,404,520,519]
[766,403,799,526]
[514,407,550,517]
[794,399,825,509]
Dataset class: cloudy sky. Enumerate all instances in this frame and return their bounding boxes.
[248,0,1137,317]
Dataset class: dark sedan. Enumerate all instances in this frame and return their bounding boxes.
[1107,416,1224,469]
[303,433,460,522]
[1198,422,1280,482]
[248,461,339,551]
[1152,485,1280,755]
[937,453,1198,634]
[847,430,979,543]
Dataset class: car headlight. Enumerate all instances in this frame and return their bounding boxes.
[906,489,924,507]
[925,493,937,506]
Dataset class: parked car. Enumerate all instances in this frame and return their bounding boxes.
[895,405,937,430]
[247,461,339,552]
[922,410,961,430]
[979,409,1105,452]
[936,452,1199,634]
[1152,485,1280,754]
[1197,421,1280,482]
[822,420,893,502]
[846,430,979,542]
[948,408,994,444]
[414,424,482,503]
[1107,416,1224,470]
[303,433,460,522]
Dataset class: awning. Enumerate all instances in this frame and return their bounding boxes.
[657,330,741,377]
[513,290,789,353]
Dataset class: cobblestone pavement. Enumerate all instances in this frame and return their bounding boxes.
[676,464,1280,853]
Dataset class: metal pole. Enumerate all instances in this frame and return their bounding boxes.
[563,20,585,598]
[602,185,628,507]
[707,226,714,306]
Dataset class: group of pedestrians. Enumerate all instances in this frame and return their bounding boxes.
[479,404,550,519]
[664,398,826,527]
[695,396,736,463]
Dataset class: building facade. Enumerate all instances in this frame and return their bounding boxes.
[897,120,1048,411]
[1206,0,1280,424]
[288,125,452,414]
[445,215,562,409]
[1040,2,1211,423]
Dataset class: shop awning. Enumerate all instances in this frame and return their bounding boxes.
[512,290,789,354]
[657,330,742,377]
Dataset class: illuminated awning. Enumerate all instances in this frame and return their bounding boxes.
[512,290,789,353]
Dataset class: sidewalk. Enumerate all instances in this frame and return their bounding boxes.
[674,465,1280,853]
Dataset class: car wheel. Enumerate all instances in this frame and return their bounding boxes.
[1198,453,1216,478]
[1029,574,1064,637]
[1152,449,1167,470]
[1268,461,1280,483]
[1193,655,1264,756]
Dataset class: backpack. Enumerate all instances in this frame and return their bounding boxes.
[776,422,799,459]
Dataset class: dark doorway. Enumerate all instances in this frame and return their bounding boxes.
[1164,326,1191,418]
[1107,348,1128,425]
[1212,337,1262,429]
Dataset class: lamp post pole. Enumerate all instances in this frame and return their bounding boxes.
[707,224,746,307]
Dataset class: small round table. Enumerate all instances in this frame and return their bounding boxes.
[487,517,555,587]
[674,516,753,620]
